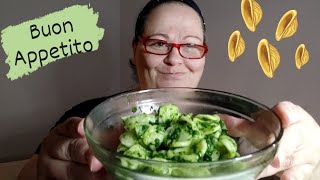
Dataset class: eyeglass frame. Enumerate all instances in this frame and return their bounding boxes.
[140,37,208,59]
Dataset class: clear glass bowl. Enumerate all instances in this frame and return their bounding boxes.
[84,88,283,180]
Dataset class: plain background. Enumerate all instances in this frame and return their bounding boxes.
[0,0,320,162]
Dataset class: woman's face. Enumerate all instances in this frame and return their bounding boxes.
[133,3,206,89]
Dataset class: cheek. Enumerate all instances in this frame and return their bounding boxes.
[136,48,161,70]
[184,59,205,73]
[143,54,162,69]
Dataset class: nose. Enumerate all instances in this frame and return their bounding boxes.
[163,47,183,66]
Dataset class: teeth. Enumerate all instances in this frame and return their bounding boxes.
[275,10,298,41]
[257,39,281,78]
[295,44,309,70]
[241,0,263,32]
[228,30,246,62]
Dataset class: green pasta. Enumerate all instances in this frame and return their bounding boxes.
[117,104,240,177]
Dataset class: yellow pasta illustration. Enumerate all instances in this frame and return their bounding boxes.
[275,10,298,41]
[228,30,246,62]
[241,0,263,32]
[295,44,309,69]
[257,39,280,78]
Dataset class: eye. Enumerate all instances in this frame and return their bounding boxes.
[181,44,205,57]
[182,44,198,52]
[150,41,168,47]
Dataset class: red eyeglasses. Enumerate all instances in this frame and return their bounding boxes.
[141,38,208,59]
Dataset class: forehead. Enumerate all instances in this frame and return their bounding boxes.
[143,3,203,39]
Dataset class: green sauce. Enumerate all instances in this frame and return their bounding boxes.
[117,104,240,176]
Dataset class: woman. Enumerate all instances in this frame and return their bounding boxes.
[18,0,320,179]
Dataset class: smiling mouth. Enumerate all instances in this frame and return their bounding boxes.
[158,72,186,79]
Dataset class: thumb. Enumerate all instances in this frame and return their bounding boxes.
[77,118,85,136]
[280,164,314,180]
[54,117,85,138]
[272,101,312,128]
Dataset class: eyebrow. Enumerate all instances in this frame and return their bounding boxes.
[183,35,203,42]
[146,33,169,39]
[147,33,203,42]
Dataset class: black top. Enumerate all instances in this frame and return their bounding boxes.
[35,96,109,153]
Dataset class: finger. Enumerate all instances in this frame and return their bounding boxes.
[218,114,247,137]
[87,150,104,172]
[92,169,114,180]
[280,164,314,180]
[258,128,295,177]
[89,156,104,172]
[42,132,89,164]
[78,118,85,136]
[272,101,313,128]
[275,142,320,172]
[54,117,85,138]
[258,163,279,179]
[220,113,278,148]
[259,152,316,179]
[259,126,319,178]
[38,155,109,180]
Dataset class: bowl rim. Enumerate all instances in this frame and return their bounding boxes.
[84,87,284,165]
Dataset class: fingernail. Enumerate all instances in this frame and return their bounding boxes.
[270,155,281,168]
[90,157,101,172]
[89,158,95,172]
[284,102,297,121]
[278,101,299,127]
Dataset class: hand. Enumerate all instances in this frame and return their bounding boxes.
[220,109,280,150]
[37,117,111,180]
[259,101,320,180]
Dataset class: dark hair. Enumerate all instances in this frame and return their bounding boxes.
[132,0,206,44]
